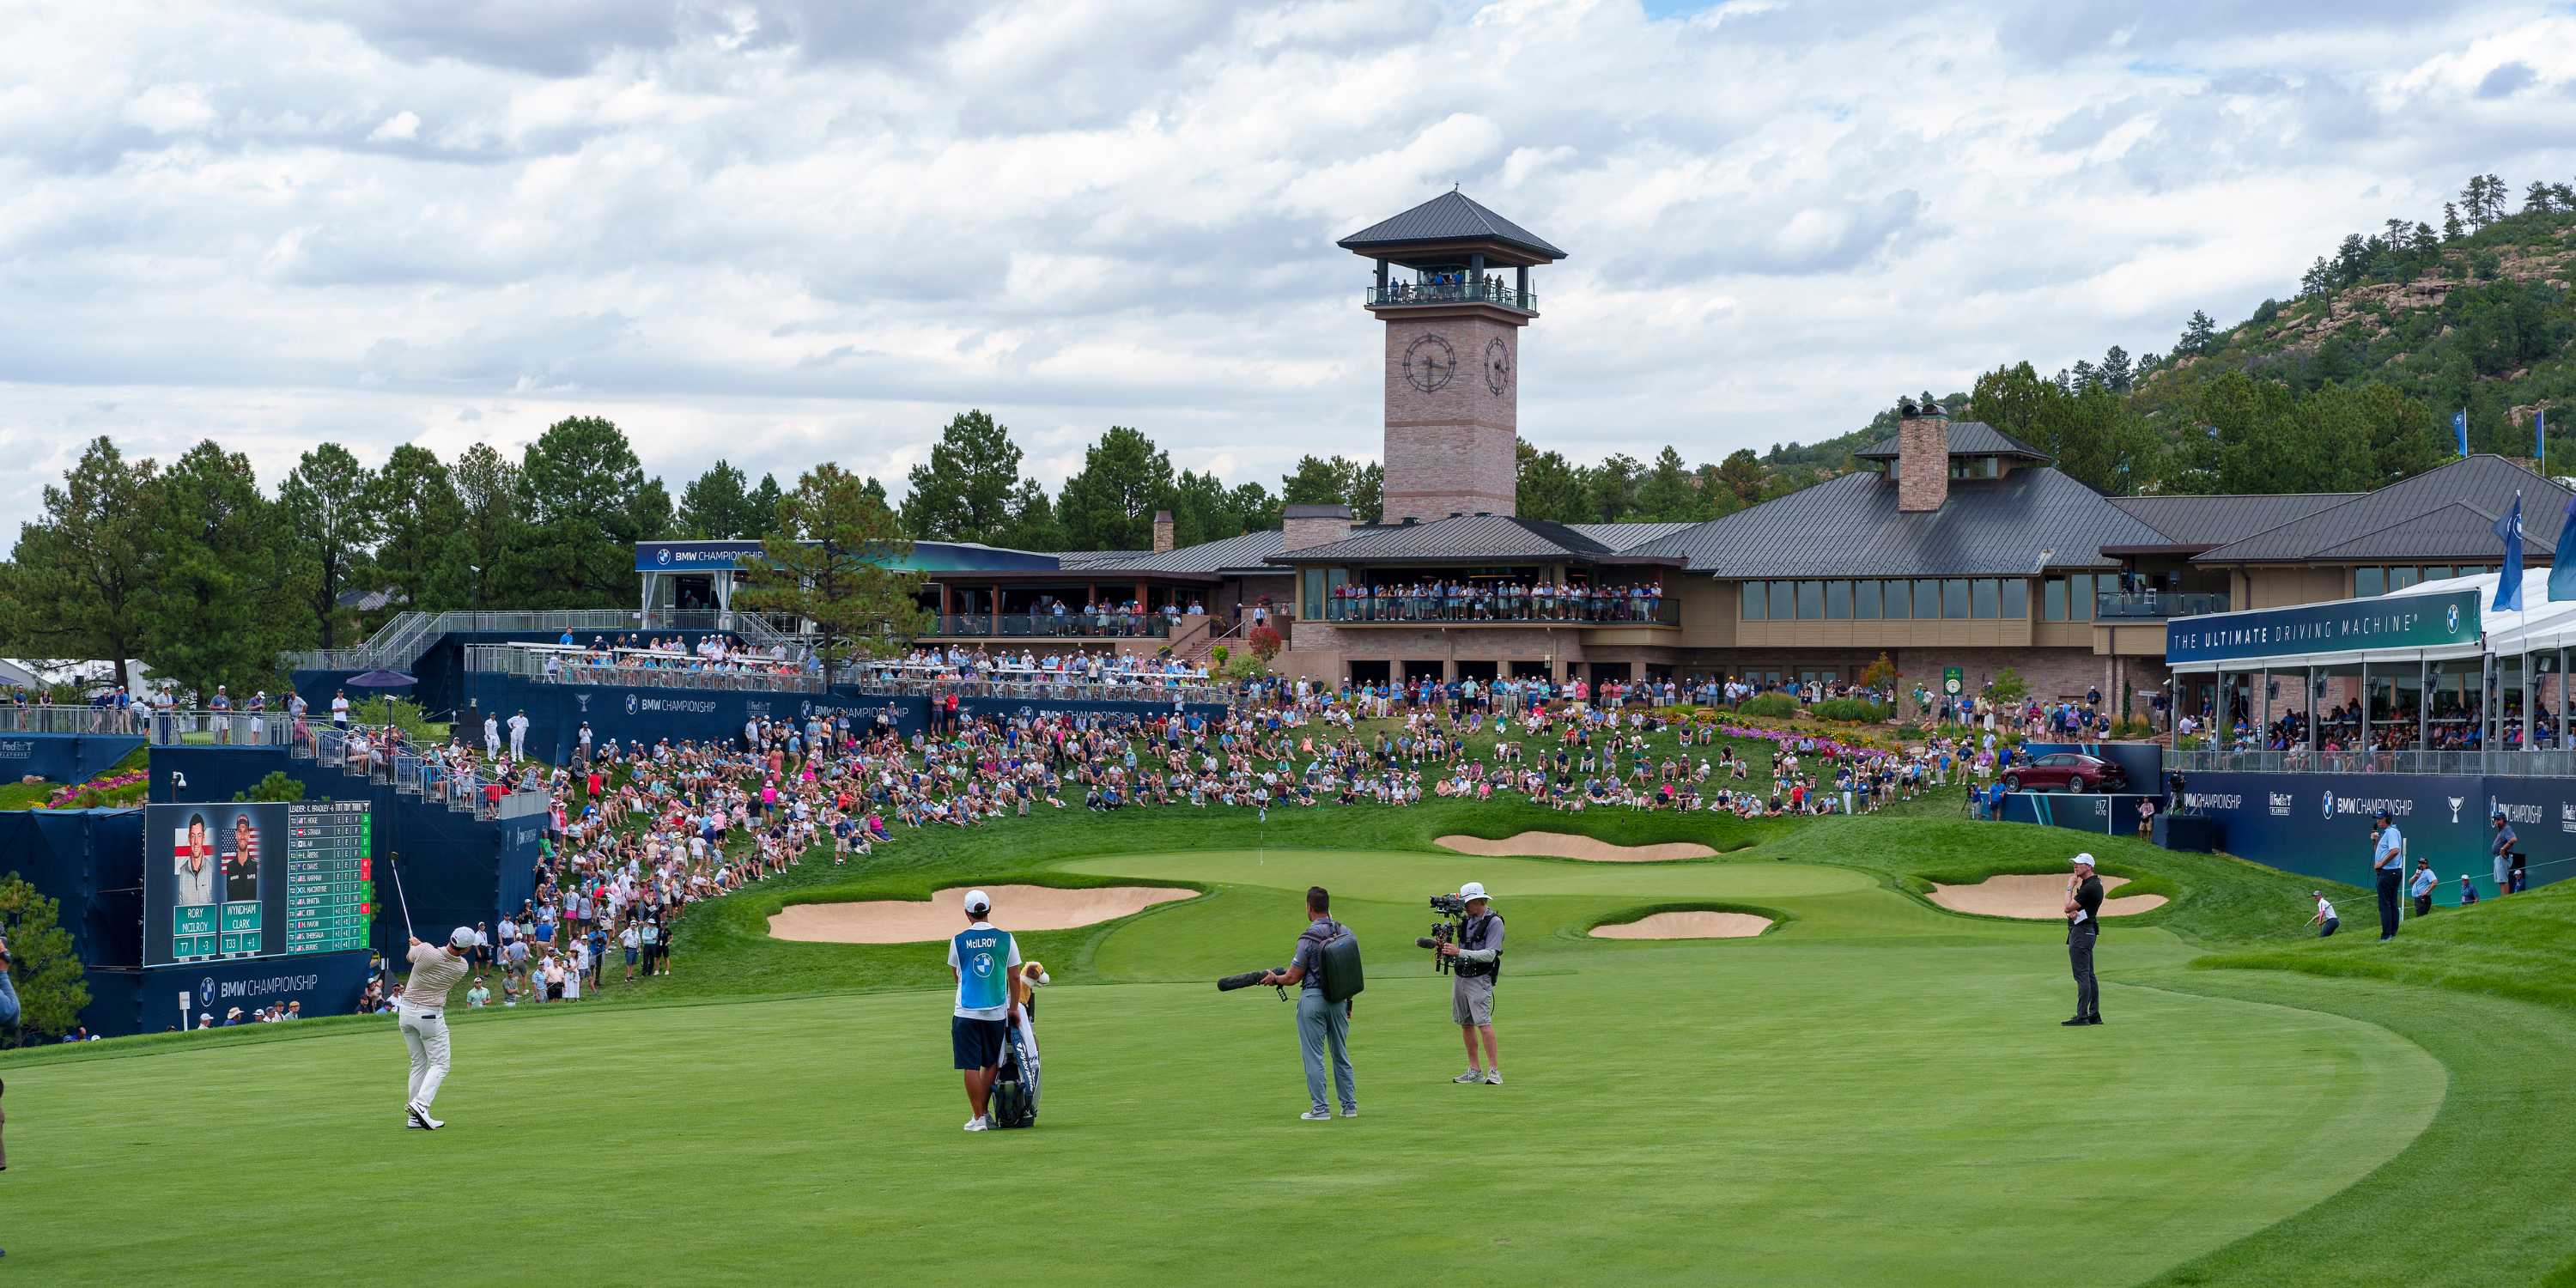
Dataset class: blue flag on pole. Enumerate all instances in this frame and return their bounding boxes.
[2551,494,2576,601]
[2493,493,2524,613]
[2455,409,2470,457]
[2538,409,2548,462]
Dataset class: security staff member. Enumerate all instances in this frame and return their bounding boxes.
[1254,886,1357,1121]
[2062,854,2104,1026]
[2491,810,2518,896]
[1442,882,1504,1086]
[2370,809,2404,939]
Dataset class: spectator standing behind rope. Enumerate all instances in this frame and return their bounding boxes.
[2062,854,2104,1027]
[2409,859,2438,918]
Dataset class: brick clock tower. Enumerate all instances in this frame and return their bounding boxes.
[1339,191,1565,524]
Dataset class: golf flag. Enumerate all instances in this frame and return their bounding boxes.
[2454,409,2470,457]
[2493,492,2524,613]
[2538,409,2548,463]
[2553,492,2576,601]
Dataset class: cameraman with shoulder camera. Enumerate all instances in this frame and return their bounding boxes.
[1443,882,1505,1085]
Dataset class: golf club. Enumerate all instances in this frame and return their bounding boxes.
[385,849,416,942]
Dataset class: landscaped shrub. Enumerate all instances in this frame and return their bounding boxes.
[1737,693,1801,719]
[1809,698,1891,723]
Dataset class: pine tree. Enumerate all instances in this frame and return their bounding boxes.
[2442,202,2465,242]
[2178,310,2219,356]
[2099,346,2133,393]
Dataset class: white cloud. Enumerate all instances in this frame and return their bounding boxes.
[0,0,2572,534]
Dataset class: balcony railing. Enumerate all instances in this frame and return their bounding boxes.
[465,644,825,693]
[927,613,1175,640]
[2097,591,2231,619]
[2172,745,2576,779]
[1366,280,1536,313]
[1321,592,1677,626]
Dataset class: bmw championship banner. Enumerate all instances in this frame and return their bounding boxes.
[2172,770,2561,898]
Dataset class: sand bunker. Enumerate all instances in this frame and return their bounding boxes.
[769,884,1196,945]
[1589,911,1773,939]
[1437,832,1717,862]
[1927,874,2168,919]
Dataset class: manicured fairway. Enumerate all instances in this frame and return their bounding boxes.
[0,848,2445,1287]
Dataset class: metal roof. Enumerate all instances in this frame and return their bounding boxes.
[1851,420,2052,461]
[1051,550,1151,568]
[1570,521,1701,551]
[1079,530,1286,575]
[1337,191,1567,261]
[2190,456,2569,564]
[1267,514,1668,565]
[2106,493,2360,545]
[1625,466,2170,577]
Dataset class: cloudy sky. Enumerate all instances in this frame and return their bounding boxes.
[4,0,2574,534]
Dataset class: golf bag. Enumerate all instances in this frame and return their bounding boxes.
[990,1013,1041,1129]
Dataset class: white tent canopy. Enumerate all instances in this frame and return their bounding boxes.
[2170,569,2576,673]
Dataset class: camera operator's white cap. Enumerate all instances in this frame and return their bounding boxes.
[448,926,476,949]
[963,889,992,915]
[1460,881,1489,902]
[2072,853,2096,871]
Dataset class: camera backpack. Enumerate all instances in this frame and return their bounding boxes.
[1316,922,1364,1005]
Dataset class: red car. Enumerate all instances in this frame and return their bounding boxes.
[2002,752,2125,793]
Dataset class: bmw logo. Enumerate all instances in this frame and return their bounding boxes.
[970,952,993,977]
[2446,604,2460,632]
[800,701,812,717]
[200,976,216,1005]
[2321,791,2334,820]
[625,694,640,715]
[656,549,671,566]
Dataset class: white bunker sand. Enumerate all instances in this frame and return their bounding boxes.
[1927,873,2168,919]
[768,884,1195,945]
[1590,911,1773,939]
[1437,831,1717,862]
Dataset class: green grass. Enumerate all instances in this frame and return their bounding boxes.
[6,790,2573,1285]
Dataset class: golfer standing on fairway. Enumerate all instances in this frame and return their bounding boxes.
[949,890,1022,1133]
[2062,854,2104,1027]
[399,927,474,1130]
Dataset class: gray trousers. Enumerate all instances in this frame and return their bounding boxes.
[2069,922,2099,1019]
[1297,989,1356,1113]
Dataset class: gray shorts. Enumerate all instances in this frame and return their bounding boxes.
[1451,973,1495,1026]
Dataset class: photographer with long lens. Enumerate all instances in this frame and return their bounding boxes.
[1436,883,1505,1085]
[1247,886,1361,1122]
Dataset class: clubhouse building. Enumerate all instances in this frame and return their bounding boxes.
[868,191,2562,714]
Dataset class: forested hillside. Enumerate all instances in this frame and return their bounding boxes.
[1764,173,2576,498]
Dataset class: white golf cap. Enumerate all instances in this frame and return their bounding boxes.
[963,889,992,914]
[2071,853,2097,869]
[448,926,476,948]
[1460,881,1488,901]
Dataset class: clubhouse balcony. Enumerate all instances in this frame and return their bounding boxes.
[1365,277,1535,314]
[1319,589,1677,628]
[2096,590,2230,619]
[925,611,1175,641]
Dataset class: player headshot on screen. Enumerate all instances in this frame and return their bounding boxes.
[174,814,216,907]
[224,813,260,903]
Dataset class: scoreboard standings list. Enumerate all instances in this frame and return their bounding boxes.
[146,799,374,967]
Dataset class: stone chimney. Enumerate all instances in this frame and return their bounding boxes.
[1896,398,1950,513]
[1151,509,1175,554]
[1280,502,1356,552]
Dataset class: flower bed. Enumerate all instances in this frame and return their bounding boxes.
[45,769,149,810]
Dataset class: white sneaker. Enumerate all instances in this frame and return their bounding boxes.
[1484,1071,1504,1085]
[408,1102,444,1130]
[1453,1068,1485,1084]
[1299,1109,1333,1121]
[963,1116,989,1132]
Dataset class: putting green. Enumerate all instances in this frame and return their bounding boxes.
[1060,847,1878,900]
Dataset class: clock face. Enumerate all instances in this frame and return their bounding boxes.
[1485,337,1512,395]
[1402,333,1455,392]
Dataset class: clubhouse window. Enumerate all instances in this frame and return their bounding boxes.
[1741,581,1765,620]
[2354,564,2491,597]
[2039,574,2094,622]
[1825,580,1852,619]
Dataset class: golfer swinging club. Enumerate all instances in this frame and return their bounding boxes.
[398,927,474,1130]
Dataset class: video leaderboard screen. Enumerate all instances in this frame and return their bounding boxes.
[143,801,374,967]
